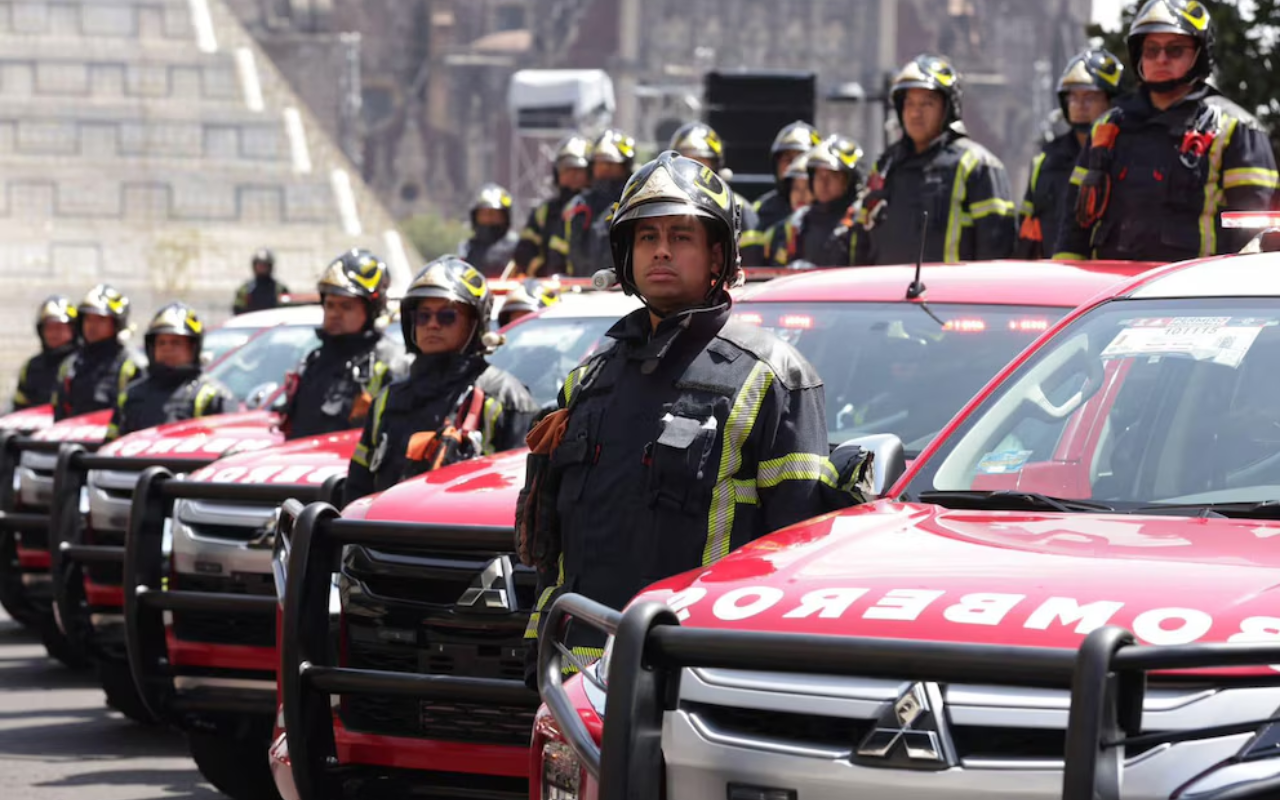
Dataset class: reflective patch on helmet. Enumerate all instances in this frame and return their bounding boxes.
[1134,0,1182,28]
[695,166,731,210]
[627,163,688,207]
[1061,59,1095,88]
[461,265,487,298]
[351,260,385,291]
[1180,0,1209,30]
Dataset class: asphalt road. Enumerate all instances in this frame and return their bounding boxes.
[0,609,219,800]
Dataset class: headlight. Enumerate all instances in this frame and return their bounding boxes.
[541,740,582,800]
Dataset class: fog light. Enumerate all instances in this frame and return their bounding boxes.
[728,785,797,800]
[542,741,581,800]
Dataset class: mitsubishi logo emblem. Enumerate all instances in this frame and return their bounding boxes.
[854,682,956,770]
[456,556,516,611]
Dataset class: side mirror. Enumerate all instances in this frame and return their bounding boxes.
[831,433,906,499]
[245,381,280,410]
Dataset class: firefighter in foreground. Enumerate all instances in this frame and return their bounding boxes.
[105,303,233,441]
[232,248,289,315]
[514,134,592,276]
[851,53,1016,265]
[517,152,869,669]
[281,249,399,440]
[13,296,78,411]
[1015,49,1124,259]
[52,284,145,421]
[343,256,538,504]
[460,183,520,278]
[1055,0,1277,261]
[546,128,637,275]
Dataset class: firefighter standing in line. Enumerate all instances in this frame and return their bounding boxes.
[545,128,637,276]
[280,249,400,440]
[344,256,537,504]
[760,150,815,265]
[51,285,145,421]
[233,249,289,315]
[752,120,824,234]
[13,296,78,411]
[496,282,558,328]
[768,135,866,267]
[851,54,1017,265]
[1055,0,1277,261]
[1015,49,1124,259]
[516,152,870,669]
[666,122,764,265]
[105,303,233,442]
[460,183,521,278]
[513,134,592,277]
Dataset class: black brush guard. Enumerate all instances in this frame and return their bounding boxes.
[277,500,539,800]
[124,467,344,723]
[541,593,1280,800]
[49,445,220,658]
[0,433,101,627]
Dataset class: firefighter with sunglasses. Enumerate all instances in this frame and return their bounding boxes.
[1055,0,1277,261]
[105,303,232,442]
[1015,49,1124,259]
[516,152,871,675]
[343,256,537,504]
[14,296,78,411]
[52,284,145,421]
[851,54,1016,266]
[514,134,592,277]
[280,249,401,440]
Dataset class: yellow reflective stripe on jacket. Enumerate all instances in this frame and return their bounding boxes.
[193,384,219,417]
[943,149,981,263]
[480,396,503,454]
[1053,251,1088,261]
[1223,167,1280,190]
[562,364,589,406]
[560,647,605,676]
[970,197,1015,220]
[353,442,369,466]
[525,554,565,640]
[367,361,389,398]
[1200,116,1238,257]
[757,452,839,489]
[739,229,769,247]
[1069,166,1088,186]
[1029,152,1046,194]
[118,360,137,393]
[354,389,391,467]
[702,362,773,566]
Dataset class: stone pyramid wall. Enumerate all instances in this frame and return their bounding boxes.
[0,0,421,401]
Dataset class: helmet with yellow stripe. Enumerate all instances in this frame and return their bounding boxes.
[317,248,390,329]
[144,302,204,363]
[399,256,493,354]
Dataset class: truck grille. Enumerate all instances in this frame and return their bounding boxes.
[169,573,276,647]
[84,528,124,587]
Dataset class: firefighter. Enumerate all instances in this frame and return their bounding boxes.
[513,134,592,277]
[761,150,815,266]
[1016,49,1124,259]
[281,249,400,440]
[666,122,764,265]
[752,120,824,233]
[767,135,865,267]
[496,282,558,328]
[516,152,870,669]
[460,183,520,278]
[105,304,233,441]
[545,128,637,276]
[851,54,1017,265]
[51,285,145,421]
[232,249,289,315]
[1055,0,1278,261]
[344,257,538,504]
[13,296,78,411]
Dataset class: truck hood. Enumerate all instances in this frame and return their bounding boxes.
[639,501,1280,667]
[98,410,282,459]
[0,404,53,431]
[186,429,360,486]
[31,409,112,442]
[361,449,529,525]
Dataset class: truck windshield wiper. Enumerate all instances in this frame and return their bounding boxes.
[1132,499,1280,519]
[917,490,1116,513]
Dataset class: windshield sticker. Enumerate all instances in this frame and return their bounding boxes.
[976,449,1033,475]
[1101,316,1275,368]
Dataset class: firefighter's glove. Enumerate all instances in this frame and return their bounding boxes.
[820,442,876,511]
[515,408,570,568]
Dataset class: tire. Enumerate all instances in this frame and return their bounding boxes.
[188,729,282,800]
[98,659,158,724]
[39,618,91,670]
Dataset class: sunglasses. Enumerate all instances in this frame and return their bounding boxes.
[1142,42,1195,61]
[413,307,462,328]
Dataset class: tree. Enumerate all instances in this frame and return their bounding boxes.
[1087,1,1280,155]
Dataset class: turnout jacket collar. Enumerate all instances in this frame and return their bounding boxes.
[607,299,732,363]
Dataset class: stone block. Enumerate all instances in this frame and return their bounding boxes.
[284,182,334,224]
[50,242,102,284]
[125,63,171,96]
[88,62,126,96]
[1,62,35,97]
[81,4,137,38]
[58,179,122,218]
[123,182,173,222]
[11,2,49,34]
[79,122,119,158]
[16,121,78,155]
[35,62,89,95]
[238,185,283,223]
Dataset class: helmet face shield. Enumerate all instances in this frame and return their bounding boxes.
[399,256,493,354]
[1127,0,1215,86]
[317,249,390,329]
